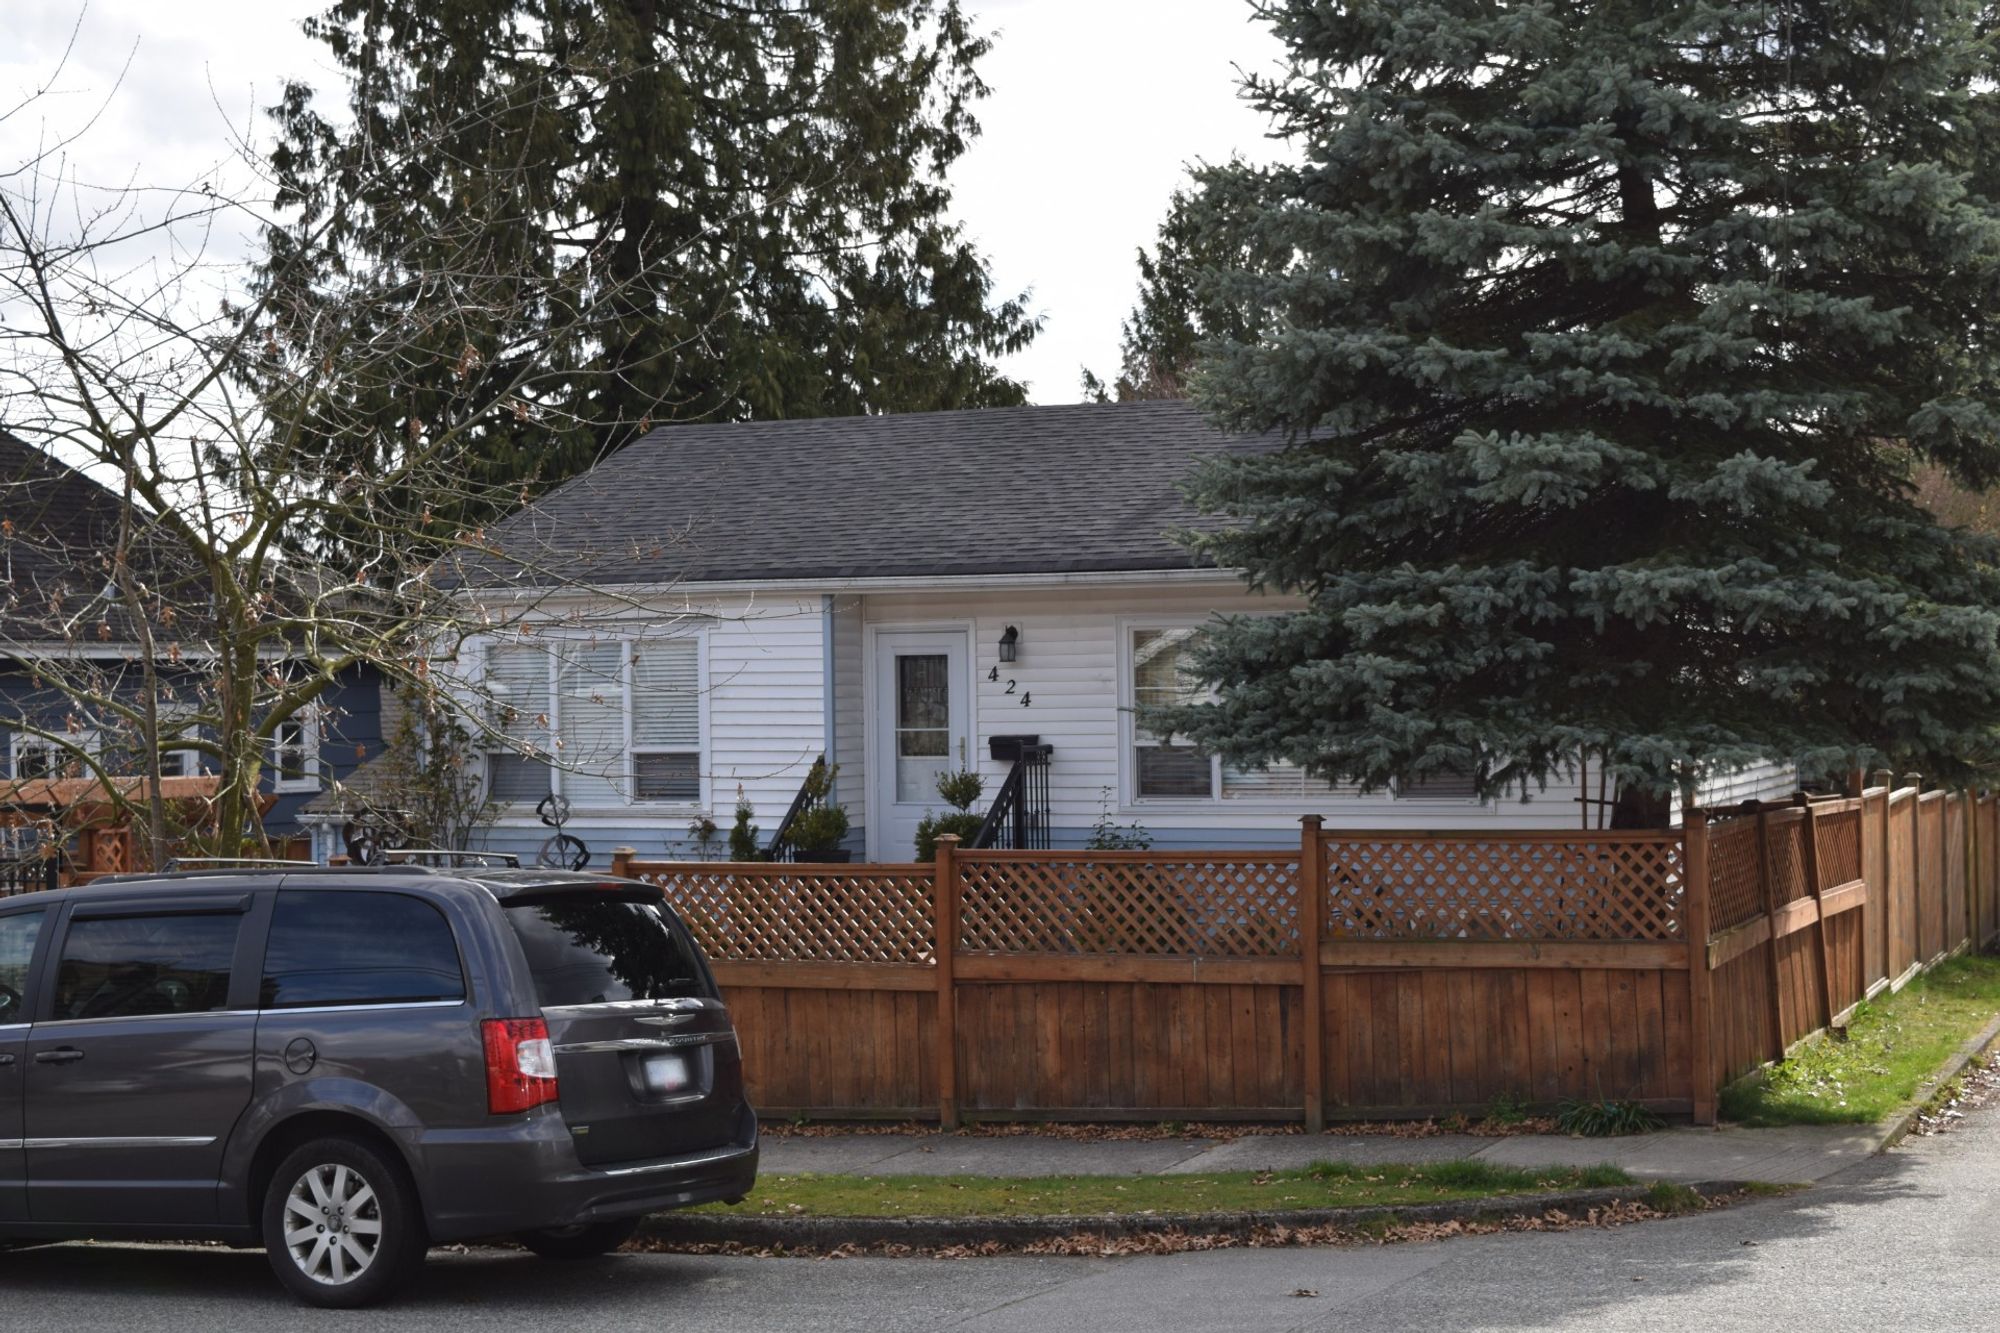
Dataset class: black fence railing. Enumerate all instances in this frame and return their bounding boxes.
[766,754,829,863]
[972,740,1053,851]
[0,855,58,896]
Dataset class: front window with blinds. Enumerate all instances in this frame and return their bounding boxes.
[1128,626,1359,803]
[483,636,702,807]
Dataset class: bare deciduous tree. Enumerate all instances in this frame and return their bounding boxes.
[0,41,715,864]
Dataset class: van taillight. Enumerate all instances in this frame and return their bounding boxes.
[482,1017,559,1114]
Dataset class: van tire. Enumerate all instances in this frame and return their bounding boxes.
[515,1217,640,1260]
[262,1136,427,1307]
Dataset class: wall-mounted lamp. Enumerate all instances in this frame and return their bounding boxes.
[997,625,1020,664]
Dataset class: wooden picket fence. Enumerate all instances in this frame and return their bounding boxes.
[610,782,1998,1126]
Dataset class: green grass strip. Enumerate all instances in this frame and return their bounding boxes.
[699,1160,1632,1219]
[1720,953,2000,1127]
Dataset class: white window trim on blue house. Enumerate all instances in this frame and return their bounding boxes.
[271,710,322,793]
[475,629,711,815]
[9,729,100,780]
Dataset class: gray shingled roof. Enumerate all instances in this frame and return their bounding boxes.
[468,400,1274,586]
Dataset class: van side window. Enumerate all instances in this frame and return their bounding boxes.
[54,914,239,1019]
[261,891,466,1009]
[0,910,42,1022]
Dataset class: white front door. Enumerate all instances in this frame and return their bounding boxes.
[872,630,970,862]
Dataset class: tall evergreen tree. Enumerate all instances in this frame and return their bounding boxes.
[256,0,1038,515]
[1165,0,2000,816]
[1083,185,1265,402]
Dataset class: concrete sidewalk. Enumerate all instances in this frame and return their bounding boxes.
[759,1122,1886,1186]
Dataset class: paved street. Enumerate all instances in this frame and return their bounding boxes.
[7,1109,1997,1332]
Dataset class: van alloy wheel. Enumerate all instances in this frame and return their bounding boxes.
[283,1162,384,1285]
[262,1135,426,1308]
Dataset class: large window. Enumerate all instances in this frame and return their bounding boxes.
[10,730,98,781]
[270,712,320,792]
[53,912,240,1020]
[1126,625,1361,804]
[503,895,709,1007]
[483,636,703,807]
[261,891,465,1009]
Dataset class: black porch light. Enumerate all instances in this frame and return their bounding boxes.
[997,625,1020,664]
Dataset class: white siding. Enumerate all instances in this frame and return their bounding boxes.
[464,578,1805,861]
[475,593,828,851]
[857,582,1588,848]
[1693,760,1801,809]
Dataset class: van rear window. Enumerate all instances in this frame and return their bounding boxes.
[503,897,710,1007]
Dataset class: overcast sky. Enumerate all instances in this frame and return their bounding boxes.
[3,0,1286,404]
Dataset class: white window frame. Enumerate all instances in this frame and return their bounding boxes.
[1115,618,1484,810]
[270,711,321,793]
[475,629,710,813]
[9,730,100,781]
[153,705,204,779]
[1116,617,1363,810]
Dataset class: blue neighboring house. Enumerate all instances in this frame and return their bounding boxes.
[0,430,382,859]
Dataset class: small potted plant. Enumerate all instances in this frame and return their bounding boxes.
[727,787,760,862]
[916,769,986,860]
[788,760,852,862]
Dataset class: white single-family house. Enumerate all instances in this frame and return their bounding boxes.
[451,400,1794,864]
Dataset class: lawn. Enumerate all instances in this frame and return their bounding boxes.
[698,1160,1632,1219]
[1720,953,2000,1127]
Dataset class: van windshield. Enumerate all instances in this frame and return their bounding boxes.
[503,896,710,1007]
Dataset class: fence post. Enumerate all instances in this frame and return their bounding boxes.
[1963,791,1978,952]
[934,834,961,1130]
[1796,796,1838,1031]
[1299,815,1325,1133]
[609,846,635,879]
[1683,809,1716,1126]
[1754,806,1786,1058]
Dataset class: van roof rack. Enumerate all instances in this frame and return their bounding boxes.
[380,848,522,869]
[163,857,320,870]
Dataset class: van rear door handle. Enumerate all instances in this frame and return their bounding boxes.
[33,1048,82,1065]
[0,1054,14,1067]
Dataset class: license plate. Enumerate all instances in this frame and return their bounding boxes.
[642,1053,692,1095]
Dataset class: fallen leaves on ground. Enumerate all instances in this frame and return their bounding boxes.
[760,1116,1560,1143]
[1913,1055,2000,1136]
[631,1191,1742,1260]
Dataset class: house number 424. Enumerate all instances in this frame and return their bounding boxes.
[988,665,1031,707]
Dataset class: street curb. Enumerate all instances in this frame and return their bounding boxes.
[636,1179,1751,1251]
[1878,1010,2000,1151]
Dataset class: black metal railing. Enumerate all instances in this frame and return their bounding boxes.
[765,753,828,863]
[0,854,58,896]
[971,740,1053,850]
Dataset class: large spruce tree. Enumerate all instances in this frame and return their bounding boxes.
[1166,0,2000,814]
[256,0,1037,509]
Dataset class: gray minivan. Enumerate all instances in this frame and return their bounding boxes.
[0,866,758,1306]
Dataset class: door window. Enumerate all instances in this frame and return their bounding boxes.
[52,914,239,1020]
[0,911,42,1024]
[894,653,951,802]
[260,891,465,1009]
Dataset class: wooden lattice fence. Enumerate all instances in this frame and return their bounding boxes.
[612,783,2000,1127]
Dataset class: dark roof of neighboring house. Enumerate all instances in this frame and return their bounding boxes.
[0,429,157,644]
[465,400,1277,586]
